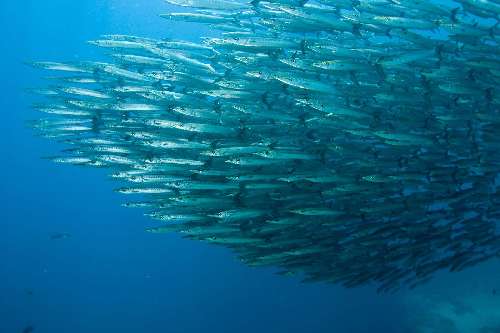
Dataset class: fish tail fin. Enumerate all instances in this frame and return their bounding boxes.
[352,23,361,37]
[451,7,459,23]
[374,63,386,83]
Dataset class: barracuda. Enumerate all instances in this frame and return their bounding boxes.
[29,0,500,293]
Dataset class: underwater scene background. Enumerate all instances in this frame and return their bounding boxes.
[1,0,499,332]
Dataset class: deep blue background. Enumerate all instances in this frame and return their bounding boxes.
[0,1,498,333]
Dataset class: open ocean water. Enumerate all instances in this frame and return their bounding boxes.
[1,1,499,333]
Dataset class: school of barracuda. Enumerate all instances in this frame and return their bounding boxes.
[28,0,500,292]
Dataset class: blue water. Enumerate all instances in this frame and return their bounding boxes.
[1,1,498,333]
